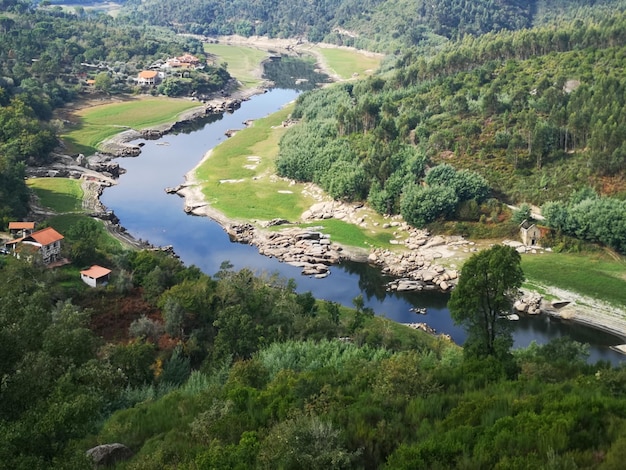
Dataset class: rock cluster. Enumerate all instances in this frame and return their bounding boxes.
[302,201,368,224]
[513,291,543,315]
[226,224,344,278]
[367,231,470,292]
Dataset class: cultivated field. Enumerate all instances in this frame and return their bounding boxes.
[312,46,383,80]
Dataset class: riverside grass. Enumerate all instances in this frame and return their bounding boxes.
[27,178,84,213]
[522,252,626,308]
[193,105,393,248]
[204,43,268,88]
[61,97,201,155]
[314,46,382,79]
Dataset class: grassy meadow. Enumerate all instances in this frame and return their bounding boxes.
[521,251,626,307]
[204,43,269,88]
[193,104,394,247]
[61,97,201,155]
[313,46,383,79]
[27,178,84,213]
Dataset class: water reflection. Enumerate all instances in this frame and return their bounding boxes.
[100,57,625,365]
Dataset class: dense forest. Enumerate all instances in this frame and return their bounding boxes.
[3,0,626,467]
[119,0,626,51]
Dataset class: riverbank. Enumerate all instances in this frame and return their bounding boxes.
[46,37,626,347]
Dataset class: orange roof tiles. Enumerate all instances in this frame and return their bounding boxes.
[27,227,64,246]
[9,222,35,230]
[80,265,112,279]
[138,70,158,79]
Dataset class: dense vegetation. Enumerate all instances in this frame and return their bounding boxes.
[277,12,626,251]
[119,0,626,52]
[2,239,626,469]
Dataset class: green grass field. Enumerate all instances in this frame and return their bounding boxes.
[204,43,268,88]
[522,252,626,307]
[195,106,310,220]
[314,47,383,80]
[61,97,201,155]
[27,178,84,213]
[193,103,398,248]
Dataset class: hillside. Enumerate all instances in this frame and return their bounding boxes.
[119,0,626,51]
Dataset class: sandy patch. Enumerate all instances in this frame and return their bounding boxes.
[219,179,245,184]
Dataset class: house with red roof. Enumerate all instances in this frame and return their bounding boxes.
[137,70,159,86]
[80,265,112,288]
[6,227,64,264]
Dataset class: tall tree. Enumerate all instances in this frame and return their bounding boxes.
[448,245,524,357]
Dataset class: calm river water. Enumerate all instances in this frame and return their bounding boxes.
[101,83,624,364]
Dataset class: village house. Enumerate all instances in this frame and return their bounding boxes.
[80,265,112,288]
[137,70,159,86]
[8,221,35,238]
[6,226,64,264]
[519,219,542,246]
[163,53,202,70]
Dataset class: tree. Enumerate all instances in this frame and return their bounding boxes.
[448,245,524,357]
[94,72,112,94]
[400,183,458,227]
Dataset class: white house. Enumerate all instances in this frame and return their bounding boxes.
[137,70,159,86]
[80,265,112,288]
[6,227,64,264]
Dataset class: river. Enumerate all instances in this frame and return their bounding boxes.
[101,66,624,364]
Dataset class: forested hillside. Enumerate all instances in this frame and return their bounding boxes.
[0,0,229,228]
[3,245,626,469]
[277,11,626,252]
[120,0,626,51]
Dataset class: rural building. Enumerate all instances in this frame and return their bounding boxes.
[164,53,201,69]
[8,221,35,238]
[137,70,159,85]
[519,220,542,246]
[6,227,64,264]
[80,265,112,288]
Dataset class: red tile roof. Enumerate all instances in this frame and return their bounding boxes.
[9,221,35,230]
[27,227,64,246]
[138,70,158,79]
[80,265,112,279]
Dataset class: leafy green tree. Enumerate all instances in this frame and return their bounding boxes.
[448,245,524,357]
[94,71,112,93]
[401,183,458,227]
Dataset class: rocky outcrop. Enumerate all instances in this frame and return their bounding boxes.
[514,291,543,315]
[86,443,133,468]
[225,224,344,278]
[367,230,469,293]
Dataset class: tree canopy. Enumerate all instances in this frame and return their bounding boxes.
[448,245,524,357]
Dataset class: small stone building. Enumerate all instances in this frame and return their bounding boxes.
[8,221,35,238]
[519,220,542,246]
[80,265,112,288]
